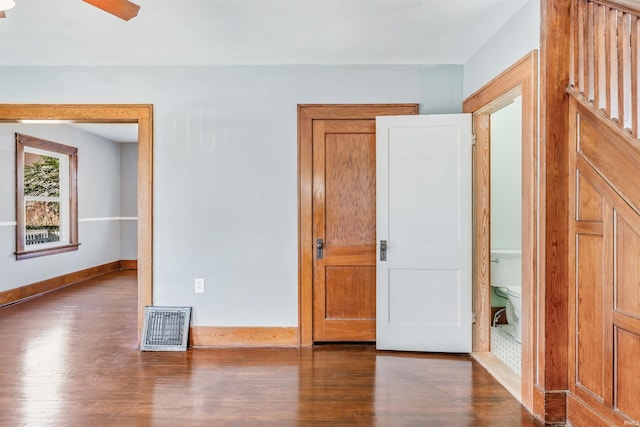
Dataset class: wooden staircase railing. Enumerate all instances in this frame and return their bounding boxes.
[571,0,640,138]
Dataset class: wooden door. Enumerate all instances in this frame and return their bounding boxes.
[312,119,376,341]
[298,104,419,345]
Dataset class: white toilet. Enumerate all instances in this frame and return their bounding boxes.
[500,285,522,343]
[490,251,522,343]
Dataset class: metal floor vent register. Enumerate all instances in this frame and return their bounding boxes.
[141,306,191,351]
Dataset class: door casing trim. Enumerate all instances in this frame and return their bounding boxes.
[463,51,538,411]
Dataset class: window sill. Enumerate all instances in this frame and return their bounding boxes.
[15,243,81,260]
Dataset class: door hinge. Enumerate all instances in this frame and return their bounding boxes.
[472,312,477,324]
[379,240,387,261]
[472,134,477,146]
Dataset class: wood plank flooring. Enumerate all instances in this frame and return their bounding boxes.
[0,270,543,426]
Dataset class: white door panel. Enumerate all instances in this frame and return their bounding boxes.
[376,114,472,353]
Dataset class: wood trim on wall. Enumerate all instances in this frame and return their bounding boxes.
[533,386,569,424]
[462,51,538,413]
[190,327,298,348]
[298,104,419,347]
[0,261,122,306]
[120,260,138,270]
[471,351,522,401]
[0,104,153,342]
[538,0,572,424]
[566,393,617,427]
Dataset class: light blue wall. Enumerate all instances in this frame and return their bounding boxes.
[463,0,540,98]
[463,0,539,250]
[419,65,463,114]
[0,0,538,327]
[120,142,138,260]
[463,2,538,310]
[0,65,462,326]
[490,101,522,251]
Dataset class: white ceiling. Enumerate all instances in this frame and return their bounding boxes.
[2,0,530,143]
[69,123,138,143]
[0,0,529,66]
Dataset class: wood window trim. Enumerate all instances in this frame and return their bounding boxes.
[15,133,79,261]
[15,243,82,261]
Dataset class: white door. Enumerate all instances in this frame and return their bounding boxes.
[376,114,472,352]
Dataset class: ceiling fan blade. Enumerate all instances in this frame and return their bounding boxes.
[0,11,6,18]
[82,0,140,21]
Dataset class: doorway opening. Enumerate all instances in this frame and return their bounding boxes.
[0,104,154,343]
[488,98,522,375]
[462,51,537,410]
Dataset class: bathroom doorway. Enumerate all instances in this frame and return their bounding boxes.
[488,99,522,375]
[463,51,537,410]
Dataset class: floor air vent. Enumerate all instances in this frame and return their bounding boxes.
[141,306,191,351]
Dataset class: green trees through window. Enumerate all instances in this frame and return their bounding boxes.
[24,153,61,244]
[15,133,79,260]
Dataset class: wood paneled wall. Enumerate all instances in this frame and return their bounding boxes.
[565,1,640,425]
[534,1,640,424]
[567,93,640,427]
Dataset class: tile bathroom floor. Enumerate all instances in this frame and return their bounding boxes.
[491,325,522,375]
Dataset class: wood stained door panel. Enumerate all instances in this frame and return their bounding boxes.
[313,119,377,342]
[324,266,376,319]
[324,130,376,246]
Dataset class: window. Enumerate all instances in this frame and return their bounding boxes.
[15,133,79,260]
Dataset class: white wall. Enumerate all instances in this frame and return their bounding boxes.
[463,0,540,98]
[0,64,463,326]
[0,124,122,289]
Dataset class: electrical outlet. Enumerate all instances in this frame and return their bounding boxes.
[194,278,205,293]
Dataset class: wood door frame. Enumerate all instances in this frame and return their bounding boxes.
[0,104,153,343]
[298,104,419,347]
[462,51,538,410]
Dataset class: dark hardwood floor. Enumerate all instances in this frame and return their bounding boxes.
[0,270,543,426]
